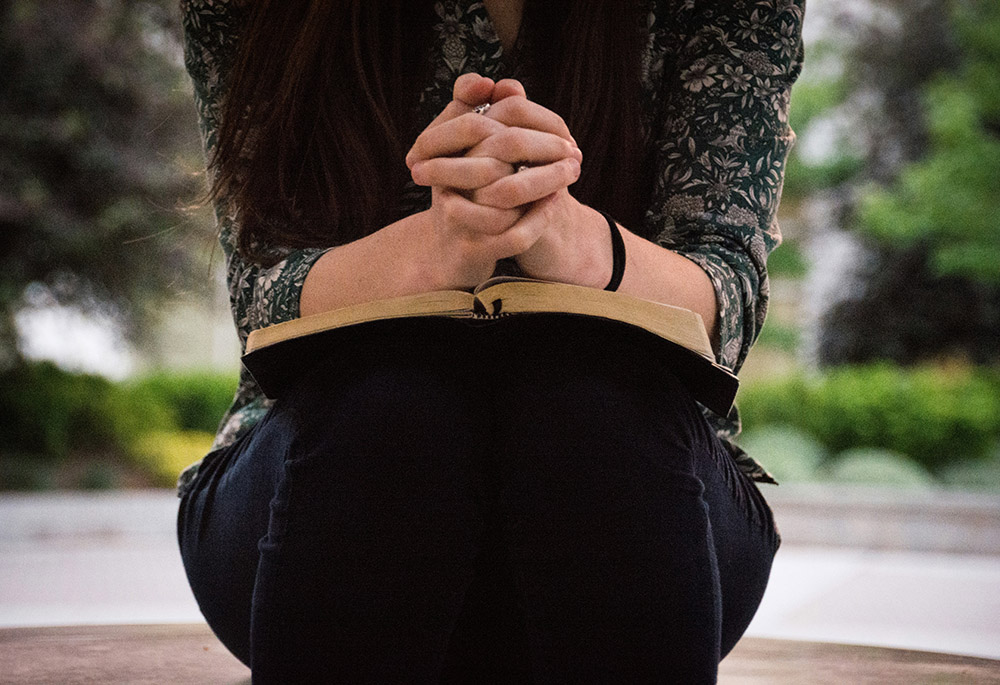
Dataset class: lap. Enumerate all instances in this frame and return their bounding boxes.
[178,317,778,677]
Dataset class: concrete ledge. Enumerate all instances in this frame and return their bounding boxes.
[720,636,1000,684]
[765,484,1000,555]
[0,624,248,684]
[2,624,999,684]
[4,487,998,554]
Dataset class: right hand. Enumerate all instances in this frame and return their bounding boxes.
[405,75,580,290]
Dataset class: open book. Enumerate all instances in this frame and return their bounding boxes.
[242,278,739,415]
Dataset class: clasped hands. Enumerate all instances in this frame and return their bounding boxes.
[405,74,612,291]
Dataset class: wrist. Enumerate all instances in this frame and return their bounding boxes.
[409,208,497,291]
[407,210,454,292]
[514,201,612,288]
[564,203,615,289]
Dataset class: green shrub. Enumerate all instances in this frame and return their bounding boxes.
[0,454,56,491]
[131,429,215,487]
[739,364,1000,473]
[0,362,234,488]
[77,462,121,490]
[755,323,801,353]
[128,371,236,433]
[940,442,1000,491]
[0,361,162,460]
[825,448,935,488]
[738,425,828,482]
[767,241,809,279]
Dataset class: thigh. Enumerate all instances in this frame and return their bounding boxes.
[481,316,778,681]
[480,319,715,681]
[247,325,490,682]
[695,426,781,658]
[177,405,293,666]
[179,321,489,677]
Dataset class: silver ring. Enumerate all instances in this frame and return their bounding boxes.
[514,163,531,174]
[473,102,491,115]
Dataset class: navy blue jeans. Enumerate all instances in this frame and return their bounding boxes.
[177,317,779,683]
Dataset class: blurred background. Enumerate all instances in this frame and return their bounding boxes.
[0,0,999,664]
[1,0,997,493]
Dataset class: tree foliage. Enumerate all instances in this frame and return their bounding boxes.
[814,0,1000,365]
[818,245,1000,364]
[785,0,961,197]
[856,1,1000,284]
[0,0,209,364]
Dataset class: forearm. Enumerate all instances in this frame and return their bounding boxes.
[617,225,719,344]
[520,202,719,344]
[299,210,443,317]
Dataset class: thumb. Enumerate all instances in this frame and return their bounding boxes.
[453,73,496,107]
[491,78,527,102]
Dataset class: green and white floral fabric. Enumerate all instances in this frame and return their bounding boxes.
[178,0,804,491]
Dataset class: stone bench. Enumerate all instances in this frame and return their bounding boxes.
[1,624,998,684]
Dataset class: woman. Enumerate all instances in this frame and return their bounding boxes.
[177,0,803,681]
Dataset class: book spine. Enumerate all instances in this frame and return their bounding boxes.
[472,297,505,318]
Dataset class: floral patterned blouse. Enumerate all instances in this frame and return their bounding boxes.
[177,0,804,492]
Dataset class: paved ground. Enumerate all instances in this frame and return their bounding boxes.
[5,624,1000,685]
[1,487,998,660]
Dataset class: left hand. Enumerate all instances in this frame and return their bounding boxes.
[500,186,613,288]
[435,78,616,288]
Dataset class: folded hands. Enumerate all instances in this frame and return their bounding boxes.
[405,74,612,290]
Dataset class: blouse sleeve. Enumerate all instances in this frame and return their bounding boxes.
[643,0,805,372]
[182,0,329,350]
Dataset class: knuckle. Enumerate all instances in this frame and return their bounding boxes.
[467,166,488,188]
[496,184,523,210]
[407,138,426,163]
[459,116,491,145]
[484,159,508,184]
[470,112,493,135]
[498,129,528,158]
[506,230,534,255]
[495,127,518,146]
[505,95,530,119]
[476,160,504,187]
[453,115,474,138]
[439,196,465,226]
[482,182,521,211]
[563,157,582,181]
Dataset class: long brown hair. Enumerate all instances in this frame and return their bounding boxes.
[212,0,648,265]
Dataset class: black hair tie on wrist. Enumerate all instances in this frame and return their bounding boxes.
[599,210,626,292]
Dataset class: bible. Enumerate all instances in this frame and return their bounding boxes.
[242,278,739,415]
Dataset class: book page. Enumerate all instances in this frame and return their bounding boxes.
[475,280,715,360]
[246,289,475,353]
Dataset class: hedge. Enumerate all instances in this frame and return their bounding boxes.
[0,362,236,485]
[738,364,1000,473]
[3,361,999,487]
